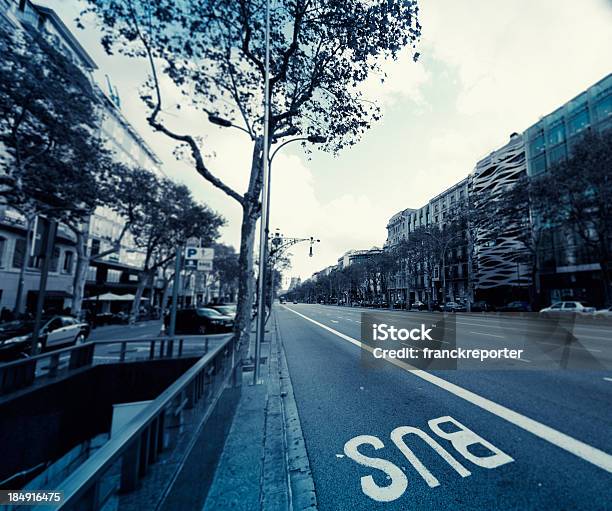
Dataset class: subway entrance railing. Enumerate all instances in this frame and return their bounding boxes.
[0,334,230,397]
[16,334,242,510]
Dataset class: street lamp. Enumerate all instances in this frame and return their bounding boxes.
[205,0,326,384]
[266,229,320,320]
[423,230,464,307]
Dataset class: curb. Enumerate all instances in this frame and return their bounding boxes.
[274,313,318,511]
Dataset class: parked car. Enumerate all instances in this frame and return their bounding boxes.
[470,301,495,312]
[0,315,90,362]
[279,298,286,304]
[593,305,612,319]
[443,301,466,312]
[410,301,427,311]
[498,301,531,312]
[208,304,237,320]
[167,308,233,335]
[539,301,595,317]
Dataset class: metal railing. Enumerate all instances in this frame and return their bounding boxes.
[30,334,240,510]
[0,334,230,397]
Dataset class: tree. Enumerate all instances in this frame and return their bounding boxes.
[67,164,161,317]
[127,177,224,321]
[80,0,422,347]
[213,243,241,302]
[0,22,110,313]
[535,132,612,304]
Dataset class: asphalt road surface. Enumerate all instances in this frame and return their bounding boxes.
[276,303,612,511]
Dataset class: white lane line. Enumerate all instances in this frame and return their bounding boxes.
[330,320,339,324]
[469,331,506,339]
[604,377,612,382]
[282,305,612,474]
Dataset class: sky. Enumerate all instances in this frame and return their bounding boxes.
[44,0,612,283]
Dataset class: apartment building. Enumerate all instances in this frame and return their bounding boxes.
[0,0,162,314]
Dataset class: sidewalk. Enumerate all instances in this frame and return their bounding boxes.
[203,310,317,511]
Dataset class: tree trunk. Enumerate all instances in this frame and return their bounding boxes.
[14,215,34,315]
[233,200,258,354]
[131,270,152,323]
[71,227,90,319]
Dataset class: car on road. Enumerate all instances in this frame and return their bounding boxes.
[497,301,532,312]
[442,301,466,312]
[0,315,90,362]
[593,305,612,319]
[279,298,286,304]
[410,301,427,311]
[208,304,236,320]
[292,300,298,304]
[167,307,234,335]
[539,301,596,317]
[470,300,495,312]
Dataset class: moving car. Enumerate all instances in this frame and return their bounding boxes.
[168,307,233,335]
[539,301,595,317]
[292,300,298,304]
[593,305,612,319]
[497,301,531,312]
[0,315,90,362]
[470,301,494,312]
[443,301,466,312]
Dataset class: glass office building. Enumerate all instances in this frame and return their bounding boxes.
[525,73,612,176]
[524,73,612,305]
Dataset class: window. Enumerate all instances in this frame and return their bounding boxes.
[12,238,26,268]
[547,121,565,146]
[0,236,5,268]
[107,269,121,283]
[63,251,74,274]
[530,153,546,175]
[45,317,63,332]
[567,107,589,136]
[563,302,577,309]
[49,247,60,273]
[90,239,100,257]
[594,93,612,122]
[529,132,545,155]
[548,144,567,165]
[550,303,563,309]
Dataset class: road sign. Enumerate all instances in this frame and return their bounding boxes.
[184,247,214,272]
[197,260,213,271]
[184,247,215,261]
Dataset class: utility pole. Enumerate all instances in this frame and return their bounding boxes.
[31,219,57,356]
[168,245,182,337]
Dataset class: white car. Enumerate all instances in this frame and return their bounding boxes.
[593,306,612,319]
[539,301,595,317]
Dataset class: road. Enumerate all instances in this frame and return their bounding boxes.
[276,303,612,510]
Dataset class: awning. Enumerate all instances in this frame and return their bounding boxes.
[84,293,149,302]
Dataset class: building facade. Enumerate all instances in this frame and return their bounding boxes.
[470,132,531,304]
[523,73,612,306]
[385,178,469,306]
[0,0,162,315]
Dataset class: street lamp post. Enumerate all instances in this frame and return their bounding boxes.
[424,230,464,306]
[265,230,320,321]
[206,0,326,384]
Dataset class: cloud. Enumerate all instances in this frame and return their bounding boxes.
[360,49,431,107]
[420,0,612,126]
[269,154,390,279]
